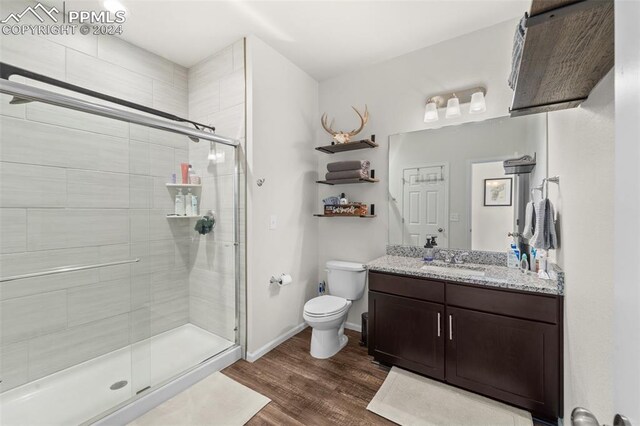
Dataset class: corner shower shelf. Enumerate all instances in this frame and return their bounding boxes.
[316,177,379,185]
[166,183,202,189]
[166,215,201,219]
[313,214,376,218]
[315,139,378,154]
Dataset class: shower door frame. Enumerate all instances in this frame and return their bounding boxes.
[0,69,246,424]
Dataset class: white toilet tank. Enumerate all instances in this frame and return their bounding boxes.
[326,260,367,301]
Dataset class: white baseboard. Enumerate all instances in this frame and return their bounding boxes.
[94,345,241,425]
[345,321,362,333]
[246,323,307,362]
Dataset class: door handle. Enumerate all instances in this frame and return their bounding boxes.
[438,228,444,233]
[449,315,453,340]
[437,312,441,337]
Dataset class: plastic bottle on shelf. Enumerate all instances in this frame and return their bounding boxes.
[191,194,199,216]
[175,189,186,216]
[185,189,193,216]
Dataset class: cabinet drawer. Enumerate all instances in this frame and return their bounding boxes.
[369,271,444,303]
[446,284,560,324]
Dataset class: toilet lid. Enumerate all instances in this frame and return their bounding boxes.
[304,295,348,317]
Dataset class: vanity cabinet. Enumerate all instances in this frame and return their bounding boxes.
[369,292,445,380]
[368,271,562,421]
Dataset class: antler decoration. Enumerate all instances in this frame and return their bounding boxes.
[321,105,369,144]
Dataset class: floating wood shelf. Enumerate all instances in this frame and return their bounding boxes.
[510,0,614,117]
[314,214,376,218]
[315,139,378,154]
[316,177,379,185]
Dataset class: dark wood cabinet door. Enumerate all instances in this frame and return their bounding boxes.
[369,291,445,380]
[446,306,560,420]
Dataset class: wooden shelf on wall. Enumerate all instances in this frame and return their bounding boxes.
[314,214,377,218]
[315,139,378,154]
[510,0,614,117]
[316,177,379,185]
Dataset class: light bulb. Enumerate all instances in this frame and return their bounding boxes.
[469,91,486,114]
[445,97,461,118]
[423,101,439,122]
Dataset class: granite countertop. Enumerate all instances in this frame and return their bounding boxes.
[367,255,564,296]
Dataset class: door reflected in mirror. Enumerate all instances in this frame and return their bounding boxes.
[388,115,547,252]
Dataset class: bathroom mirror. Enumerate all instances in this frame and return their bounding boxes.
[388,114,547,252]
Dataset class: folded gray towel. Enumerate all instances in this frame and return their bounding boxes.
[326,170,368,180]
[327,160,370,172]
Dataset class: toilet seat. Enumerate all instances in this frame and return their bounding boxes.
[304,295,349,318]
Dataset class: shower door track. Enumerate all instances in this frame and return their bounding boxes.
[0,62,238,147]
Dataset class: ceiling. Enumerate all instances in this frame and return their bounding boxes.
[65,0,529,81]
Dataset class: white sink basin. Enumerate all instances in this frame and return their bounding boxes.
[420,264,486,277]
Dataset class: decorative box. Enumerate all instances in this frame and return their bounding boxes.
[323,203,368,216]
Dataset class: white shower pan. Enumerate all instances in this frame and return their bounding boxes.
[0,324,239,426]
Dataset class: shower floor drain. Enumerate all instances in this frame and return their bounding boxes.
[110,380,128,390]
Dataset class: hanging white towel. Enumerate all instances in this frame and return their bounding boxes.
[522,201,536,240]
[530,199,557,250]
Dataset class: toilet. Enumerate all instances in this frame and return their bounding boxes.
[303,260,367,359]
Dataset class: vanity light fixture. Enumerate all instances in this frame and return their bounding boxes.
[423,101,439,122]
[424,86,487,121]
[445,95,461,118]
[469,91,487,114]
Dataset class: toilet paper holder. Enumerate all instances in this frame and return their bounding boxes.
[270,274,292,286]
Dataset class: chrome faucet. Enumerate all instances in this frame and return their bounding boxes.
[440,251,470,264]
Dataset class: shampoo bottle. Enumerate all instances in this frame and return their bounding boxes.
[191,194,199,216]
[175,189,185,216]
[185,189,193,216]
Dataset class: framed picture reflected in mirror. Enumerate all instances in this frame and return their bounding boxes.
[484,178,513,207]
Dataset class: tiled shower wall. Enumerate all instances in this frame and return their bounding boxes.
[187,40,246,342]
[0,21,192,390]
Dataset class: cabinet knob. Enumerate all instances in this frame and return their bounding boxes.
[438,228,444,233]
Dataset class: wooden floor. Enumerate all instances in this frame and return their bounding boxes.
[222,328,393,425]
[222,328,549,426]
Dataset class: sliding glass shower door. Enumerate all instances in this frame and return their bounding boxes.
[0,93,240,425]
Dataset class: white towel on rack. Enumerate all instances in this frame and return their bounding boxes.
[531,199,557,250]
[522,201,536,240]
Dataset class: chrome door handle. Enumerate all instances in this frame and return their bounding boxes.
[449,315,453,340]
[437,312,441,337]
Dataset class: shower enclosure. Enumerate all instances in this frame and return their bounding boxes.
[0,62,244,425]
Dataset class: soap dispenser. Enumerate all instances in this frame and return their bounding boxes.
[423,236,437,262]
